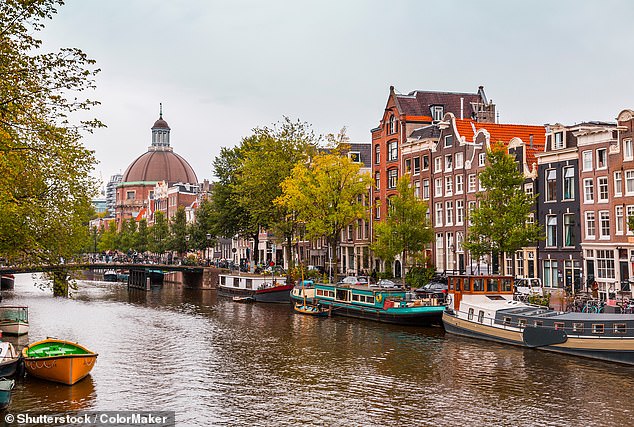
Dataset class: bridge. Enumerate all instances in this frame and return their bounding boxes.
[0,263,220,291]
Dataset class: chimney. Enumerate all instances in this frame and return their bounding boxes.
[460,98,464,120]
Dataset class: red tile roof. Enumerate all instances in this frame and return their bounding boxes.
[454,119,546,167]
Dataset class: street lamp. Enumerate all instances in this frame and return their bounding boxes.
[206,233,211,266]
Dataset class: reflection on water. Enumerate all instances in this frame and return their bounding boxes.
[2,274,634,426]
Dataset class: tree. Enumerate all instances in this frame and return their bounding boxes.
[370,174,433,283]
[136,219,149,254]
[169,206,188,256]
[149,211,169,257]
[277,151,372,281]
[119,218,137,253]
[234,117,318,278]
[189,198,215,259]
[0,1,103,295]
[98,222,118,252]
[462,143,542,274]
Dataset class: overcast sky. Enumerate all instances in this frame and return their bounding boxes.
[40,0,634,188]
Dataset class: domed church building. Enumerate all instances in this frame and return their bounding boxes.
[115,106,198,228]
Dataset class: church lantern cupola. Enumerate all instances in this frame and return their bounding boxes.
[150,103,172,151]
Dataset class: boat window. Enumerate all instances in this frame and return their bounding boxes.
[614,323,626,334]
[518,319,526,329]
[367,296,375,304]
[534,320,543,327]
[503,317,512,326]
[477,310,485,323]
[220,276,226,285]
[573,323,584,332]
[448,280,454,291]
[487,278,499,292]
[554,322,565,330]
[502,278,512,292]
[463,279,471,292]
[246,279,252,289]
[329,291,335,298]
[473,279,484,292]
[592,324,605,334]
[352,294,359,301]
[317,289,324,296]
[468,308,474,320]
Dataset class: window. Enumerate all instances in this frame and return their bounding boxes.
[435,202,443,227]
[554,131,564,149]
[388,140,398,161]
[518,319,526,329]
[554,322,565,330]
[375,145,380,164]
[445,154,453,171]
[434,178,443,197]
[414,181,420,199]
[596,249,615,279]
[477,310,484,323]
[433,106,444,121]
[626,171,634,195]
[546,169,557,201]
[597,148,607,169]
[585,211,596,238]
[456,200,464,225]
[413,157,421,175]
[546,215,557,247]
[564,214,575,247]
[525,183,534,197]
[349,151,360,163]
[445,176,453,195]
[374,172,380,190]
[404,158,411,173]
[446,201,453,225]
[582,150,593,171]
[456,232,464,252]
[126,191,135,200]
[468,174,477,192]
[543,259,558,287]
[563,167,575,200]
[598,177,609,202]
[444,135,453,148]
[389,115,396,134]
[614,323,627,334]
[625,139,633,161]
[503,317,512,327]
[628,206,634,234]
[599,211,610,239]
[573,323,584,333]
[592,324,605,334]
[479,152,486,167]
[468,308,474,321]
[388,169,398,189]
[455,175,463,194]
[375,201,380,219]
[583,178,594,203]
[422,155,429,171]
[434,157,442,173]
[422,179,430,200]
[615,171,623,197]
[616,206,624,234]
[468,201,476,225]
[455,152,464,169]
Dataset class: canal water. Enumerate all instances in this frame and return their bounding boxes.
[3,274,634,426]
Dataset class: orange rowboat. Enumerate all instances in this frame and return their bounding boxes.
[22,339,98,385]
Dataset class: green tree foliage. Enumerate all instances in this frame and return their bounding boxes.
[136,219,149,254]
[119,218,137,252]
[235,117,318,275]
[278,151,372,280]
[169,206,188,256]
[0,0,103,268]
[189,198,215,254]
[97,222,118,252]
[370,174,433,279]
[462,143,542,273]
[149,211,169,255]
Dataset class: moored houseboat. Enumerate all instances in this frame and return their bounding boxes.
[442,275,634,365]
[291,282,445,325]
[218,273,292,303]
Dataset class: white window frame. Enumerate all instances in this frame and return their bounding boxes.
[614,171,623,197]
[422,179,430,200]
[616,206,624,235]
[445,201,453,225]
[554,132,564,149]
[456,200,464,225]
[625,138,633,161]
[596,148,607,170]
[445,154,453,171]
[434,178,443,197]
[455,175,464,194]
[478,152,486,167]
[546,169,557,202]
[563,167,575,200]
[586,211,596,239]
[582,150,593,171]
[546,215,557,247]
[435,202,443,227]
[599,210,610,239]
[445,175,453,196]
[626,170,634,195]
[597,176,609,203]
[583,178,594,203]
[455,152,464,169]
[434,157,442,173]
[468,174,476,193]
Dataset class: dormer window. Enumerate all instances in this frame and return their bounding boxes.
[554,132,564,149]
[432,106,444,121]
[349,152,361,163]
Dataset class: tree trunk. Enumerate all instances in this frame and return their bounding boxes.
[285,233,294,284]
